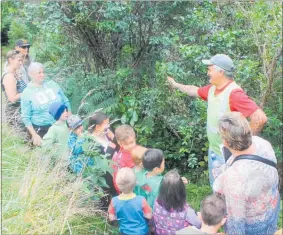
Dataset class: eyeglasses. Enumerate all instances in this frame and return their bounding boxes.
[20,45,30,49]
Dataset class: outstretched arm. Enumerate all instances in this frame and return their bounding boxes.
[249,108,268,135]
[167,76,199,97]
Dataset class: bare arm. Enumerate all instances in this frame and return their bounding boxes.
[144,210,152,220]
[142,199,153,219]
[167,76,199,97]
[2,73,21,103]
[249,108,268,135]
[108,200,117,221]
[26,125,42,146]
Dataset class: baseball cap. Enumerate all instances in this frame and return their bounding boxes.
[67,115,83,130]
[202,54,235,72]
[15,39,31,47]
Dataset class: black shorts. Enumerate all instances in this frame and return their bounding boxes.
[32,124,52,138]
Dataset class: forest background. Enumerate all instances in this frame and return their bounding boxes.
[1,0,282,234]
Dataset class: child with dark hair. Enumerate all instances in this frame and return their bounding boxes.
[153,170,201,235]
[141,148,165,208]
[176,194,227,235]
[88,112,118,201]
[108,167,152,235]
[42,102,69,159]
[112,125,136,193]
[88,112,118,157]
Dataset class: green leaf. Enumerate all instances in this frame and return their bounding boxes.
[121,114,127,124]
[204,156,208,162]
[98,177,108,188]
[82,141,91,152]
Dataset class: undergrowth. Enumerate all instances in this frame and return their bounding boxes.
[1,124,118,235]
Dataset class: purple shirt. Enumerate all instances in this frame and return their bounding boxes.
[153,200,201,235]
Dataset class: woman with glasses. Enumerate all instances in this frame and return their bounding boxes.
[1,50,26,128]
[21,62,71,146]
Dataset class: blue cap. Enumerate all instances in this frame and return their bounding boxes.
[49,102,67,121]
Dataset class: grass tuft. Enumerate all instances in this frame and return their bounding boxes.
[2,124,117,234]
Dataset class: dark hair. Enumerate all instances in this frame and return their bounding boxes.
[200,194,226,226]
[88,112,108,132]
[157,169,186,212]
[142,148,164,171]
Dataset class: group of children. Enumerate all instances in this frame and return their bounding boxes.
[40,101,227,235]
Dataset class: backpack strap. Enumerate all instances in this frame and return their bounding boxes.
[231,154,277,169]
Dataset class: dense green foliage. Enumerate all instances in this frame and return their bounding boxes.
[2,0,282,186]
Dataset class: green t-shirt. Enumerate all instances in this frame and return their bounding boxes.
[140,171,163,209]
[133,167,147,198]
[42,121,69,160]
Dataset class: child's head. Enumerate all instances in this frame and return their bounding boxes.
[142,148,165,174]
[49,102,68,121]
[157,169,186,212]
[88,112,109,133]
[67,115,83,135]
[200,194,227,229]
[130,145,147,166]
[115,125,136,151]
[116,167,136,194]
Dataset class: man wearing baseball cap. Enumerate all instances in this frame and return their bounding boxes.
[168,54,267,186]
[14,39,32,84]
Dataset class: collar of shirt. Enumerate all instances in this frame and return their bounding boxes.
[214,79,234,95]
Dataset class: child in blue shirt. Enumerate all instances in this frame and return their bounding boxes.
[108,167,152,235]
[67,115,94,174]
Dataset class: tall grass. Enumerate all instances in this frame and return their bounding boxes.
[2,125,117,234]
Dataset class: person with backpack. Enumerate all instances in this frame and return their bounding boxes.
[213,112,280,235]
